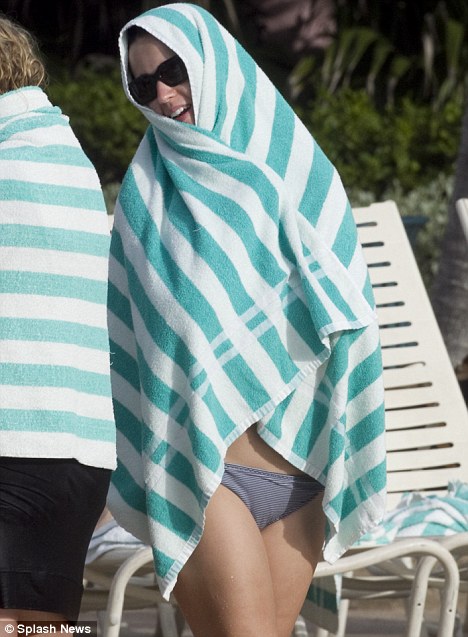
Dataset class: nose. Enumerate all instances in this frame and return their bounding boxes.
[156,80,175,103]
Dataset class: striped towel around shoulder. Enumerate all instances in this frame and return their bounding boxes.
[0,86,115,469]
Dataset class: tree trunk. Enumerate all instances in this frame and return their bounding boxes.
[431,99,468,370]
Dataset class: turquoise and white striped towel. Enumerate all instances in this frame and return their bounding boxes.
[107,3,386,624]
[358,481,468,544]
[0,86,115,469]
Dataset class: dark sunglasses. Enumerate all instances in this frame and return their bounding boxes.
[128,55,189,105]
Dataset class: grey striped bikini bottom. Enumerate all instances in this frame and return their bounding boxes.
[221,462,324,530]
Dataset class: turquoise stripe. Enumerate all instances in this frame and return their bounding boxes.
[121,168,223,342]
[266,92,294,178]
[108,282,134,333]
[338,460,387,521]
[113,399,152,454]
[348,404,385,453]
[0,408,114,441]
[299,142,334,225]
[262,392,294,438]
[109,226,125,265]
[148,440,169,465]
[230,41,257,152]
[201,385,237,440]
[111,462,147,515]
[348,347,383,402]
[125,257,197,374]
[223,353,271,411]
[166,452,204,502]
[145,7,204,56]
[325,330,362,387]
[0,362,111,396]
[137,343,184,416]
[257,327,300,383]
[153,546,175,579]
[0,179,105,211]
[292,399,329,459]
[0,317,109,350]
[0,224,109,257]
[283,296,325,356]
[306,583,338,610]
[299,276,334,331]
[331,200,358,268]
[0,112,67,141]
[0,144,92,167]
[318,276,357,323]
[110,341,141,393]
[147,490,196,541]
[0,271,107,303]
[186,417,221,473]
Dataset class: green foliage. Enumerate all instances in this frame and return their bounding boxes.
[291,1,468,110]
[297,88,462,198]
[296,87,462,287]
[47,66,147,185]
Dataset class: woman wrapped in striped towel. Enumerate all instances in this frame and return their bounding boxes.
[0,14,115,630]
[107,4,386,636]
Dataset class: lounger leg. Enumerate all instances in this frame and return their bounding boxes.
[405,554,459,637]
[101,547,155,637]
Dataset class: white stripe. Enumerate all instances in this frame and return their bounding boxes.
[0,340,110,374]
[4,123,79,148]
[1,386,113,420]
[0,247,108,280]
[108,312,139,363]
[0,431,115,469]
[284,119,315,207]
[220,27,245,143]
[0,201,110,234]
[0,159,102,190]
[245,66,276,161]
[314,172,350,246]
[1,294,107,328]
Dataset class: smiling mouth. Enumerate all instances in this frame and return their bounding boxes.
[170,105,191,120]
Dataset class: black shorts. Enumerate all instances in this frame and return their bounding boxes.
[0,457,111,619]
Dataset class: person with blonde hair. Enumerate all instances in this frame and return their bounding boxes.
[0,13,115,632]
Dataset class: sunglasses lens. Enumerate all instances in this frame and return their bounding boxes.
[160,57,188,87]
[129,76,157,105]
[129,56,188,105]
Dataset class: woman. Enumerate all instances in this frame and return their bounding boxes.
[0,14,115,630]
[108,4,386,636]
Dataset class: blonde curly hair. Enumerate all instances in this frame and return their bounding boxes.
[0,14,46,94]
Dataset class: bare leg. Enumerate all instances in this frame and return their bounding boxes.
[173,484,280,637]
[262,493,326,637]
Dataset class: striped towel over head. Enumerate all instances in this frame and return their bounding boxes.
[0,86,115,469]
[107,2,386,619]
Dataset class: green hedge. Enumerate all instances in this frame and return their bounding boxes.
[297,88,462,198]
[47,66,147,186]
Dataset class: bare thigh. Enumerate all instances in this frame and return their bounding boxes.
[173,484,279,637]
[173,483,326,637]
[262,493,326,637]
